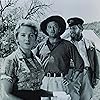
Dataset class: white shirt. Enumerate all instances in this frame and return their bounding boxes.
[72,39,90,67]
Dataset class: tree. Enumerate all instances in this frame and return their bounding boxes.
[0,0,51,57]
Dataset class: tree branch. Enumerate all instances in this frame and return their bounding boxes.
[24,4,51,19]
[1,0,18,12]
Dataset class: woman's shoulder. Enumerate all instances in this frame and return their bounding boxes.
[34,39,47,52]
[38,39,47,47]
[1,50,19,74]
[4,49,19,61]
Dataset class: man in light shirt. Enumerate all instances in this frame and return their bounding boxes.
[62,17,99,100]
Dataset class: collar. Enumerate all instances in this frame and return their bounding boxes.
[46,37,62,45]
[16,47,24,59]
[16,47,35,60]
[70,37,94,49]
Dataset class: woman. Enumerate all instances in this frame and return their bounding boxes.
[0,19,53,100]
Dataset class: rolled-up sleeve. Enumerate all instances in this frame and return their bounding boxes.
[0,57,16,83]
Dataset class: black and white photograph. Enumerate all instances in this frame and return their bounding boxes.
[0,0,100,100]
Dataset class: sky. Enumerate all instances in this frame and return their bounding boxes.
[2,0,100,23]
[2,0,100,50]
[45,0,100,24]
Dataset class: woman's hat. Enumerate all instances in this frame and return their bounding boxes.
[40,15,66,36]
[67,17,84,27]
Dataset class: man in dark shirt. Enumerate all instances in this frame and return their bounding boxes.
[34,15,84,100]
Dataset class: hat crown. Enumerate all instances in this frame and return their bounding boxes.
[67,17,84,26]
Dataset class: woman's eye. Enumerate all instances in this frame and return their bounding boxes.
[21,34,25,37]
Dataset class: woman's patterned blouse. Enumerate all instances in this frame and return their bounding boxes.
[0,48,44,91]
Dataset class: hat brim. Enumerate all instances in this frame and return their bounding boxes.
[40,16,66,36]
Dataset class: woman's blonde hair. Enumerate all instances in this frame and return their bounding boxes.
[14,19,38,40]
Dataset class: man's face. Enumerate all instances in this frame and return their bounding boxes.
[17,26,36,50]
[46,21,61,38]
[69,25,83,41]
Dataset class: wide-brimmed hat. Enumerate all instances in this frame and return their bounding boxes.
[40,15,66,36]
[67,17,84,27]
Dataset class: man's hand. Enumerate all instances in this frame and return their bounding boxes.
[71,71,80,82]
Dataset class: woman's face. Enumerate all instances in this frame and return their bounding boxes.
[46,21,60,38]
[16,26,36,50]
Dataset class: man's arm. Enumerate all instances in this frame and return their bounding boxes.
[69,43,84,81]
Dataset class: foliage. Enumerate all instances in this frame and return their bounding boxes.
[0,0,51,57]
